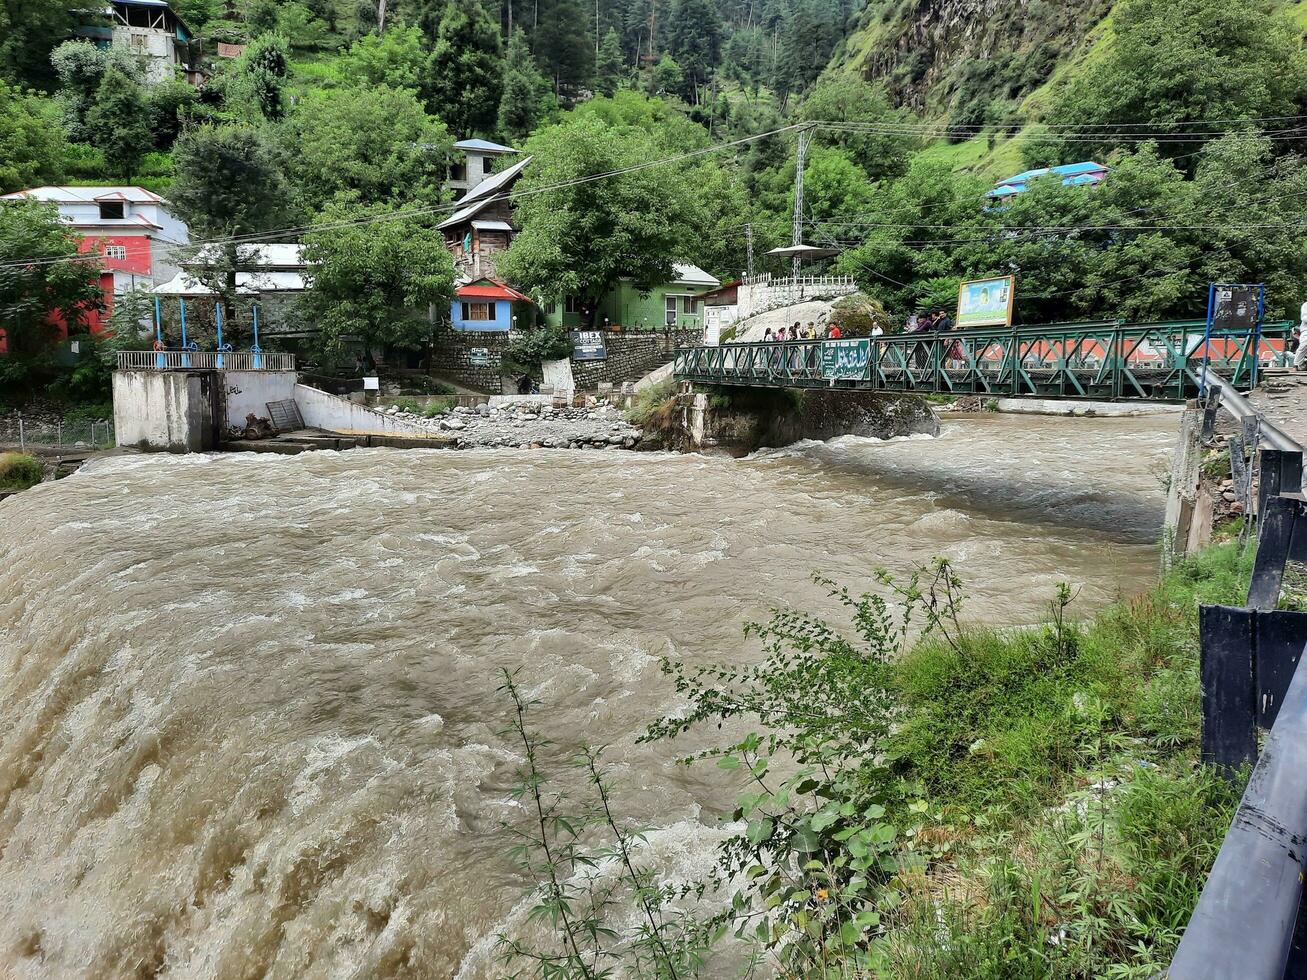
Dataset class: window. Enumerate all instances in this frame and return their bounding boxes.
[564,295,583,315]
[449,163,466,181]
[482,156,494,174]
[543,300,557,316]
[461,301,493,321]
[104,244,127,260]
[682,296,700,316]
[98,202,125,220]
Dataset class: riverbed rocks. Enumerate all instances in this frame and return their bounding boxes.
[378,402,646,451]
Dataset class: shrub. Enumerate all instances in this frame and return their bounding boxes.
[0,454,44,491]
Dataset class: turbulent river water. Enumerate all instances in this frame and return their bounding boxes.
[0,413,1175,978]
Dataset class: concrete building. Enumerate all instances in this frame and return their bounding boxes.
[78,0,205,85]
[0,185,190,337]
[445,138,521,199]
[151,244,311,336]
[450,278,534,332]
[541,264,721,332]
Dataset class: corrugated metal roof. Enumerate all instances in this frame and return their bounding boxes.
[454,138,519,153]
[673,263,720,287]
[437,156,533,229]
[1,185,167,204]
[153,270,309,295]
[188,243,305,268]
[457,280,531,301]
[471,219,513,232]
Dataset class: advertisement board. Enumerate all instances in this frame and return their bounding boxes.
[821,339,871,380]
[569,330,607,361]
[1209,285,1264,333]
[957,276,1016,329]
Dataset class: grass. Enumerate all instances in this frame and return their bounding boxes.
[0,454,44,492]
[872,541,1254,976]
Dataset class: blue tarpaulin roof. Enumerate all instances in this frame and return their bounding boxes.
[988,161,1108,198]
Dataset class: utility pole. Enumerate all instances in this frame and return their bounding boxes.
[745,222,754,280]
[791,126,811,280]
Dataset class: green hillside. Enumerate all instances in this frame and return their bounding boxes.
[833,0,1307,179]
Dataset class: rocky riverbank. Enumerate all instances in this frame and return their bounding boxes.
[380,401,646,450]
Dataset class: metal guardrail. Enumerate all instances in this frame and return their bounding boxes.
[116,351,296,372]
[1167,392,1307,978]
[675,320,1293,401]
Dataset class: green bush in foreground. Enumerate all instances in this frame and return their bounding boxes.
[501,543,1252,978]
[0,453,43,491]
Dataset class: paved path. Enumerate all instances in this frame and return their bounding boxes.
[1248,370,1307,447]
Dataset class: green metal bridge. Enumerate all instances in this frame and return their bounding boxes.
[674,320,1293,401]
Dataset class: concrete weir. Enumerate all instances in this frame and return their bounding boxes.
[112,365,441,453]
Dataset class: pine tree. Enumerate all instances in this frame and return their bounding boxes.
[498,31,548,143]
[429,0,504,137]
[86,66,150,179]
[532,0,594,98]
[664,0,721,102]
[594,28,624,96]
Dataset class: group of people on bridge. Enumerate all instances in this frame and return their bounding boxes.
[761,322,852,342]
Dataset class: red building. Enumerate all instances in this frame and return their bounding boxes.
[0,186,190,350]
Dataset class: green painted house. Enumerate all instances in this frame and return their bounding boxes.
[540,264,720,332]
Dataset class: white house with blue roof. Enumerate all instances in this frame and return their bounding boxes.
[987,161,1109,205]
[446,139,521,200]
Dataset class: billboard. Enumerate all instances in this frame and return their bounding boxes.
[821,339,871,380]
[1208,284,1264,333]
[569,330,607,361]
[957,276,1016,328]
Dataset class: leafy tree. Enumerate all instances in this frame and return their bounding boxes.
[428,0,503,137]
[797,75,920,181]
[50,40,142,145]
[1032,0,1307,167]
[0,201,102,364]
[0,81,73,193]
[663,0,722,102]
[86,65,151,179]
[170,125,296,330]
[594,28,624,97]
[273,1,333,49]
[280,85,452,211]
[650,54,683,97]
[0,3,100,90]
[498,114,698,328]
[498,30,552,144]
[229,33,290,121]
[242,0,280,34]
[146,77,201,150]
[171,0,224,30]
[300,205,456,365]
[341,25,430,92]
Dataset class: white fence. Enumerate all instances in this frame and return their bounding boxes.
[738,275,858,319]
[116,351,297,372]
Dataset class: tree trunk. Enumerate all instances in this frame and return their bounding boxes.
[377,0,387,34]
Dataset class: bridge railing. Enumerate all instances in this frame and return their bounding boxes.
[116,351,296,372]
[674,320,1293,401]
[1166,395,1307,978]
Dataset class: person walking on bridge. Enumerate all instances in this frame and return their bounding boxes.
[1295,299,1307,370]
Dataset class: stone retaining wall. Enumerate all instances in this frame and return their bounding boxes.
[571,329,701,390]
[430,327,701,393]
[428,327,514,392]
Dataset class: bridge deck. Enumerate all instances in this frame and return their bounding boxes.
[675,320,1292,401]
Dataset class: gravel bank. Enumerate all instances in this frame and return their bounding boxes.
[380,401,647,450]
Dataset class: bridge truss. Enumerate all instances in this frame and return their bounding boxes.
[674,320,1294,401]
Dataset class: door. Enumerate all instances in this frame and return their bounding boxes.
[665,296,678,327]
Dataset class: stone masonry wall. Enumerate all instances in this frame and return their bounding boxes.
[570,328,701,390]
[431,327,701,393]
[429,327,514,392]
